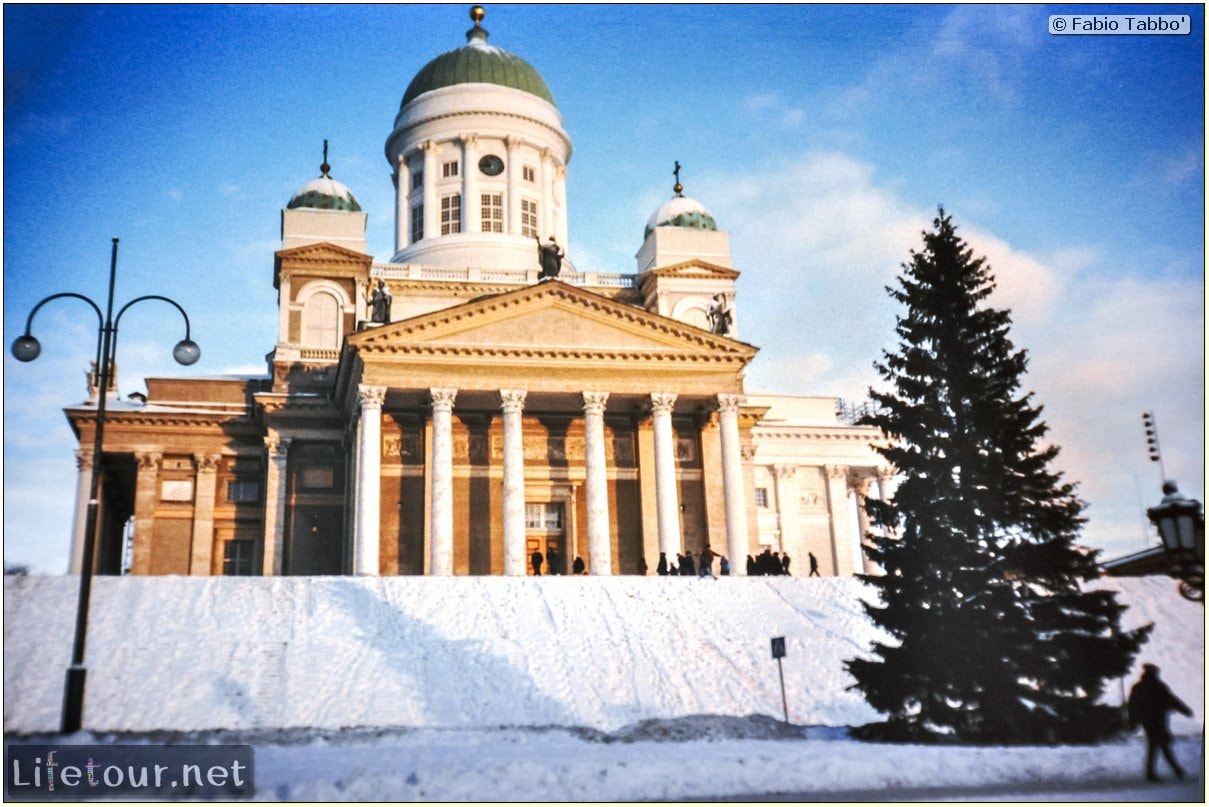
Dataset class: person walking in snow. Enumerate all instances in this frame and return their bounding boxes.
[781,553,792,576]
[720,556,730,576]
[657,552,669,576]
[1128,663,1193,781]
[699,546,716,578]
[808,551,820,577]
[572,555,586,575]
[746,555,757,576]
[546,548,561,575]
[531,550,544,576]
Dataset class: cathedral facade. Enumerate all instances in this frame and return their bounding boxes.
[63,7,888,579]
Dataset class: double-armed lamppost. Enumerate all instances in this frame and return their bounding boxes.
[11,238,200,732]
[1146,481,1205,603]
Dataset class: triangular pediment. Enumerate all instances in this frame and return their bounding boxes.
[643,260,740,280]
[348,280,756,359]
[274,242,372,288]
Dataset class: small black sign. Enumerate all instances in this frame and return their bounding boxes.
[770,636,786,659]
[5,744,254,800]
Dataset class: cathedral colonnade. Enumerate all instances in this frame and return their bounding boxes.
[302,388,756,577]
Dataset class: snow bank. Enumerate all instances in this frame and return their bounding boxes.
[3,575,1202,735]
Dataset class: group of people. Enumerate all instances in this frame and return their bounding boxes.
[530,550,585,576]
[655,549,727,578]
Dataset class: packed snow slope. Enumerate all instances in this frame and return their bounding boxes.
[4,575,1202,735]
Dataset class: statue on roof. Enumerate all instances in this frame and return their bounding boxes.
[368,279,393,324]
[708,293,733,336]
[536,236,564,281]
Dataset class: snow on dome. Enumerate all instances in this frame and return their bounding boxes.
[287,175,362,212]
[644,195,718,239]
[400,9,555,108]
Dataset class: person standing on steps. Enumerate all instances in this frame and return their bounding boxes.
[1128,663,1193,782]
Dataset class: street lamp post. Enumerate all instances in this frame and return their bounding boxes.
[11,238,200,733]
[1146,480,1205,603]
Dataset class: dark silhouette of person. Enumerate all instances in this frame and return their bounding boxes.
[759,547,774,575]
[572,555,586,575]
[638,556,649,576]
[746,555,757,576]
[657,552,669,576]
[699,546,716,578]
[536,236,564,280]
[720,556,730,576]
[1128,663,1193,781]
[546,548,561,575]
[531,550,543,576]
[772,552,783,575]
[808,552,820,577]
[781,552,792,576]
[680,552,695,576]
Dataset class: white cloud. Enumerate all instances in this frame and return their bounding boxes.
[696,149,1202,557]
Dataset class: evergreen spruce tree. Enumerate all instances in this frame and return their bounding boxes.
[846,210,1150,744]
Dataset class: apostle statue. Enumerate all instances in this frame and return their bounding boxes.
[536,236,564,281]
[368,279,392,324]
[707,293,733,336]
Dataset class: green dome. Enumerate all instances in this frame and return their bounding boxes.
[287,175,361,212]
[401,25,555,108]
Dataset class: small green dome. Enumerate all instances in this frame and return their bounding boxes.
[401,23,555,108]
[287,175,361,212]
[644,195,718,240]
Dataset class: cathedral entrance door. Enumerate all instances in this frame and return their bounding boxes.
[525,502,566,575]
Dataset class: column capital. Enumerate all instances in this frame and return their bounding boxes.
[193,453,222,472]
[430,387,458,412]
[582,390,609,415]
[504,135,523,151]
[772,463,797,480]
[75,449,94,471]
[265,434,292,459]
[717,393,744,414]
[358,384,387,411]
[740,445,756,461]
[826,463,851,480]
[499,389,528,414]
[650,392,677,416]
[849,473,872,495]
[420,139,440,155]
[458,133,478,148]
[135,451,162,471]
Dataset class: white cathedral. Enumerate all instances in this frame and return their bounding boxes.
[63,6,890,579]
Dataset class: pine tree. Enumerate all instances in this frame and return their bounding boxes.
[846,210,1150,745]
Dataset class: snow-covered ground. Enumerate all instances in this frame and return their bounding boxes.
[4,574,1203,800]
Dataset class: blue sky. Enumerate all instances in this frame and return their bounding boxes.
[4,4,1204,573]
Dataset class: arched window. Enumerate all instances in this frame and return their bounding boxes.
[302,292,341,349]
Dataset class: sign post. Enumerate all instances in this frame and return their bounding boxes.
[770,636,789,724]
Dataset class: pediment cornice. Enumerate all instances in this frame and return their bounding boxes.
[642,260,740,280]
[347,280,757,361]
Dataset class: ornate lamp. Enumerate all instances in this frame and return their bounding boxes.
[1147,481,1205,602]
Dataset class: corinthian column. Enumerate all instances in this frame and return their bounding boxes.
[650,392,681,559]
[354,385,386,576]
[717,394,749,575]
[262,436,291,576]
[190,453,221,575]
[68,449,93,575]
[429,387,458,575]
[129,451,162,576]
[500,389,528,576]
[825,464,856,576]
[582,391,611,575]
